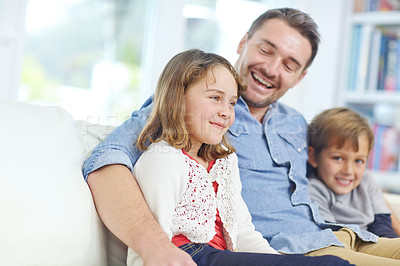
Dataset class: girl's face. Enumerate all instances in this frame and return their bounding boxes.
[184,65,238,152]
[308,134,370,195]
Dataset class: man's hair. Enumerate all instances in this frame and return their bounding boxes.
[307,107,375,158]
[248,7,320,70]
[137,49,247,161]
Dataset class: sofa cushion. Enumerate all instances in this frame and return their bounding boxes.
[76,120,128,266]
[0,98,107,266]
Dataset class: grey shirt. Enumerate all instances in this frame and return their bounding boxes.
[308,172,391,230]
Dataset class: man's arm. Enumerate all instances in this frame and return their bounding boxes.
[87,164,196,266]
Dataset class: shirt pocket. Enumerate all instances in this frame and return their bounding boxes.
[229,125,269,171]
[277,132,307,154]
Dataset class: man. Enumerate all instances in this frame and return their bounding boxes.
[84,8,400,265]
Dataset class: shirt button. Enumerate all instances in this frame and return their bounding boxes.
[297,148,301,152]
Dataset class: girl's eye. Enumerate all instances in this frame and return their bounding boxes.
[229,100,237,106]
[210,96,219,101]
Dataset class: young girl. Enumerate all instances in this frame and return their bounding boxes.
[127,49,351,266]
[307,107,399,239]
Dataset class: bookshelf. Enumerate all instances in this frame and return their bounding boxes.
[341,0,400,193]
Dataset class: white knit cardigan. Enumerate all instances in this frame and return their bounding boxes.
[127,141,277,266]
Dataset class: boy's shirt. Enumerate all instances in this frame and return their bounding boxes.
[308,172,390,229]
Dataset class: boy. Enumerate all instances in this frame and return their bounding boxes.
[307,107,398,238]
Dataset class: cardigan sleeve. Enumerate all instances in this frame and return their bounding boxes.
[230,154,278,254]
[133,142,188,239]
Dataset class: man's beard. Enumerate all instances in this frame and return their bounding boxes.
[242,92,273,109]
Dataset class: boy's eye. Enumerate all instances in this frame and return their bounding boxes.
[355,159,365,165]
[210,96,219,101]
[229,100,237,106]
[332,156,342,162]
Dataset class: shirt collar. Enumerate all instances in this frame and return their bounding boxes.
[229,97,279,136]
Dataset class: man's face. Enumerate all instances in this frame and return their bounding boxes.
[235,18,312,115]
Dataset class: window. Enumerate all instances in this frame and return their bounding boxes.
[21,0,147,124]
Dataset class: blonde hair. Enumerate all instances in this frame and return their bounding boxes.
[137,49,247,161]
[307,107,374,158]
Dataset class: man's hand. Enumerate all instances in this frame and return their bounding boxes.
[141,238,196,266]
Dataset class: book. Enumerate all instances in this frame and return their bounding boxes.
[356,25,374,93]
[368,27,383,92]
[383,36,398,91]
[380,126,400,171]
[368,123,400,171]
[348,25,362,91]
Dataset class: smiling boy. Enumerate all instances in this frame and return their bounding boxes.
[307,107,398,239]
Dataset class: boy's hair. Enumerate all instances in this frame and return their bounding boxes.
[247,7,320,70]
[307,107,374,158]
[137,49,247,161]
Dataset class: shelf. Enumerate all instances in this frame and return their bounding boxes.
[351,11,400,25]
[345,92,400,104]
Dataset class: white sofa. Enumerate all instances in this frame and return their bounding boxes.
[1,98,400,266]
[0,98,126,266]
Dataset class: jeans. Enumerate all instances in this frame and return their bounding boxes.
[179,243,353,266]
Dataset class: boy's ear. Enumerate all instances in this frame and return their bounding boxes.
[308,146,318,168]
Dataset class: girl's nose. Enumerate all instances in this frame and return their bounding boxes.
[219,103,231,119]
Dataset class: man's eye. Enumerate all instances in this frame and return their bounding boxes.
[260,47,272,55]
[284,64,294,72]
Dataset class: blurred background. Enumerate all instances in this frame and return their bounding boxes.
[1,0,400,190]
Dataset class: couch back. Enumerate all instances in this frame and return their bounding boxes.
[0,98,111,265]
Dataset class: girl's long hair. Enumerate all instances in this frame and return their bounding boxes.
[137,49,246,161]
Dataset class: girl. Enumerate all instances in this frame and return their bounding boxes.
[127,49,351,266]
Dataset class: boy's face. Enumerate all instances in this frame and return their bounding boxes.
[308,134,370,195]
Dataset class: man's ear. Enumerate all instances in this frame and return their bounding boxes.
[308,146,318,168]
[237,32,248,54]
[291,69,308,88]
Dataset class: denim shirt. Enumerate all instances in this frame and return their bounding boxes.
[82,101,152,178]
[82,97,378,254]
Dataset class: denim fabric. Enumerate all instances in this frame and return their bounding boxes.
[179,243,353,266]
[82,96,378,254]
[82,102,152,180]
